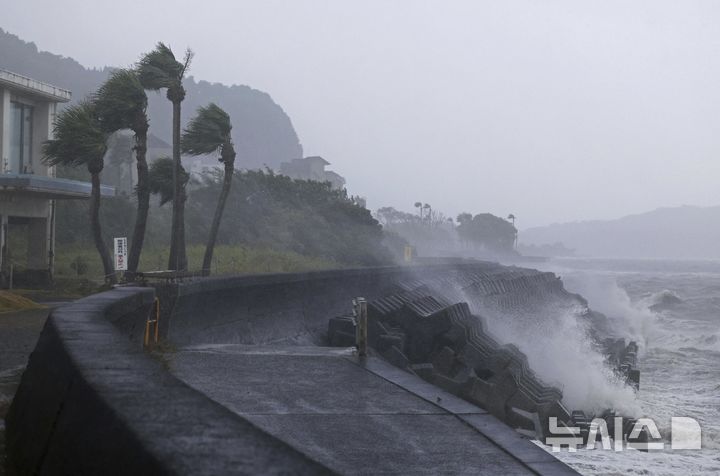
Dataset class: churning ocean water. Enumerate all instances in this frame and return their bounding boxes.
[528,258,720,476]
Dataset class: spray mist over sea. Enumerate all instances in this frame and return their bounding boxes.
[526,258,720,476]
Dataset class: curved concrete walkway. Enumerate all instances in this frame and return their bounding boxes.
[169,344,579,475]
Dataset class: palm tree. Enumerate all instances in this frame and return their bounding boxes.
[423,203,431,223]
[95,69,149,278]
[181,103,236,276]
[137,42,193,271]
[148,157,190,206]
[414,201,423,219]
[507,214,518,249]
[43,101,116,284]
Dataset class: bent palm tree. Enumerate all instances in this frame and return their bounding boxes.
[148,157,190,206]
[43,101,116,284]
[95,69,149,277]
[182,103,236,276]
[137,42,193,271]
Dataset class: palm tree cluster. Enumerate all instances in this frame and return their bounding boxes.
[43,42,236,281]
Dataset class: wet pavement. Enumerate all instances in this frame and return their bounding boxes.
[168,344,577,475]
[0,308,50,475]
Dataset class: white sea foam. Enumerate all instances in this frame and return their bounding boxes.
[532,259,720,475]
[473,300,642,417]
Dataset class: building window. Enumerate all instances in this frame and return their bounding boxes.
[9,101,34,174]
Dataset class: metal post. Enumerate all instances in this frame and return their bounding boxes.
[153,298,160,343]
[354,297,368,357]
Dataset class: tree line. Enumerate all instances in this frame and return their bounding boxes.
[377,205,518,256]
[55,169,391,268]
[44,43,236,283]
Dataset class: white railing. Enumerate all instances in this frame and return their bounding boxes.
[0,69,71,101]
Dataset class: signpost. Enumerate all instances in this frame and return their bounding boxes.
[404,245,414,263]
[114,237,128,271]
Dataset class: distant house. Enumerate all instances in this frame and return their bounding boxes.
[0,69,113,285]
[279,156,346,189]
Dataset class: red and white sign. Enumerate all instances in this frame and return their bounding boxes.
[114,237,128,271]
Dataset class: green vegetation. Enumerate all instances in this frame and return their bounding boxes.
[43,100,116,284]
[456,213,517,254]
[54,244,338,280]
[55,169,391,283]
[33,38,393,289]
[187,170,390,265]
[181,103,236,275]
[138,42,193,271]
[94,68,150,275]
[377,205,518,257]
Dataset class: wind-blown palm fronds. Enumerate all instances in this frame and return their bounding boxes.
[138,42,193,271]
[43,101,107,172]
[182,103,232,156]
[137,43,186,91]
[149,157,189,206]
[182,103,236,276]
[95,68,150,276]
[95,69,148,131]
[43,101,116,284]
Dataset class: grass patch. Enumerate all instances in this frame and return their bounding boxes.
[0,291,44,313]
[54,243,340,282]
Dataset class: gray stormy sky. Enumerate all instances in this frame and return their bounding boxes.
[4,0,720,228]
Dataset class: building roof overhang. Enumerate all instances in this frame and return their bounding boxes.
[0,70,72,103]
[0,174,115,199]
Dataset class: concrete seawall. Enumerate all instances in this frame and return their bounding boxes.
[163,261,539,346]
[5,262,583,475]
[5,287,331,475]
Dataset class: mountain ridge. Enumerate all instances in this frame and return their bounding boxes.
[520,204,720,259]
[0,28,303,169]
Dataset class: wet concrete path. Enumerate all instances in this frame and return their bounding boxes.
[0,308,50,475]
[168,344,578,475]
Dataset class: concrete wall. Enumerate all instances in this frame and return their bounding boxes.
[6,262,581,475]
[162,262,515,347]
[5,286,330,476]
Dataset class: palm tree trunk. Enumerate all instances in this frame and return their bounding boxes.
[90,172,116,285]
[202,164,234,276]
[168,99,187,270]
[126,126,149,277]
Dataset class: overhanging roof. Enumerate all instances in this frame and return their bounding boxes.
[0,70,72,103]
[0,174,115,199]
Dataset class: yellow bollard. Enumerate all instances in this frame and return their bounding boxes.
[144,298,161,350]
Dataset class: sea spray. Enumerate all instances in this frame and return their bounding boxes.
[480,302,641,416]
[529,259,720,475]
[560,272,658,352]
[448,274,646,417]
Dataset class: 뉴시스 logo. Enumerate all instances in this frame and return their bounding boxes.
[545,416,702,452]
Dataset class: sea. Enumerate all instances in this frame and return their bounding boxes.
[526,257,720,476]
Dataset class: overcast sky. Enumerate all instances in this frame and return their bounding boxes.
[4,0,720,228]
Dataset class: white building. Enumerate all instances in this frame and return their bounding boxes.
[0,69,113,286]
[279,156,346,189]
